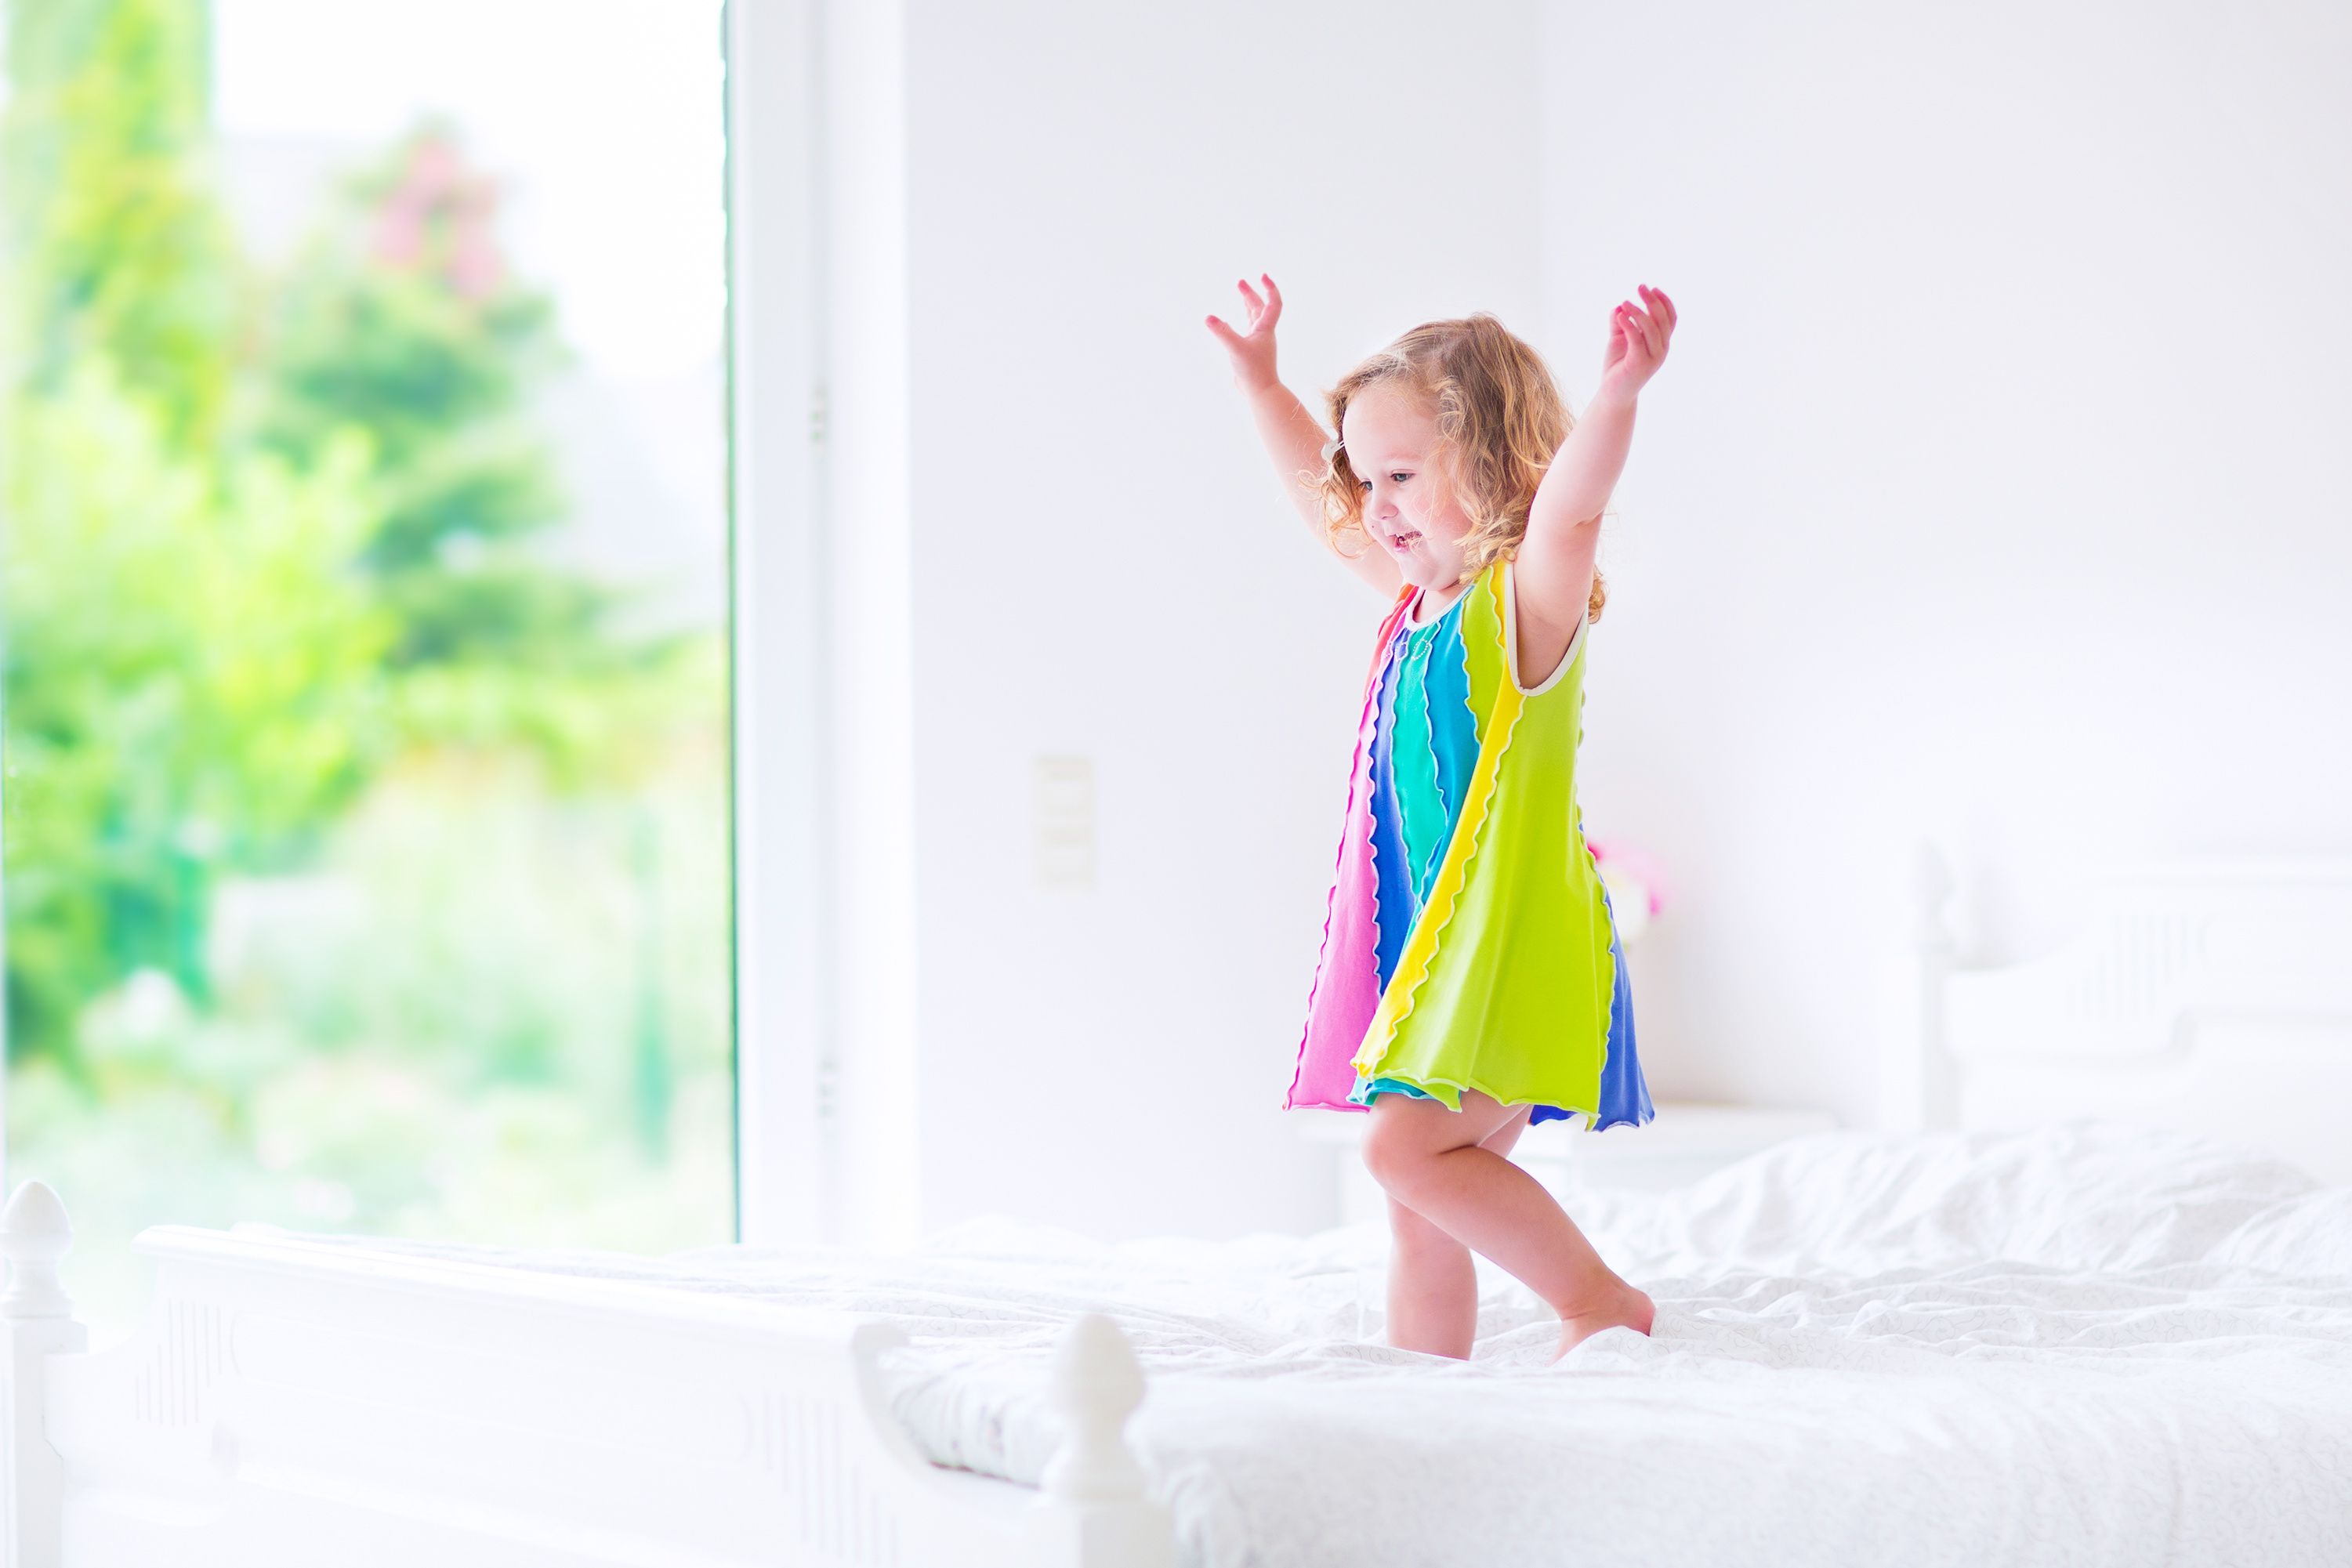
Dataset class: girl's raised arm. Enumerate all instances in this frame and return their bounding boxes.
[1514,287,1678,663]
[1208,276,1401,596]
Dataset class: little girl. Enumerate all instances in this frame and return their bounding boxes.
[1206,278,1676,1360]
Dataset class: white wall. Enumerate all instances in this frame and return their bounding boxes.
[1539,0,2352,1125]
[744,0,2349,1244]
[899,0,1542,1240]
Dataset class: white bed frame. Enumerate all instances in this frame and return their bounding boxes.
[5,854,2346,1567]
[1890,849,2352,1185]
[0,1190,1173,1567]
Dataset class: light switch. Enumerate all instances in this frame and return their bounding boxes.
[1032,756,1094,892]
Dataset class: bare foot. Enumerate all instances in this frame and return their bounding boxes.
[1552,1282,1655,1360]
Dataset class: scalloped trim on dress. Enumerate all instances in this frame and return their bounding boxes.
[1351,568,1528,1081]
[1352,1070,1597,1127]
[1286,586,1417,1111]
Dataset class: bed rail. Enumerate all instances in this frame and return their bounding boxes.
[0,1182,1172,1568]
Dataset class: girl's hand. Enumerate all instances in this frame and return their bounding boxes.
[1595,285,1676,404]
[1205,274,1285,393]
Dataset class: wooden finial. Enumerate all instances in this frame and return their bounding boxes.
[1039,1313,1148,1505]
[1,1180,74,1320]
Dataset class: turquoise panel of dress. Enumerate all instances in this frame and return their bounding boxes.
[1398,607,1473,907]
[1359,595,1587,1124]
[1419,615,1476,896]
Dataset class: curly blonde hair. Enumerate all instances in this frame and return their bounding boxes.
[1318,313,1605,620]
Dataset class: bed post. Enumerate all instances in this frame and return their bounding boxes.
[1,1181,85,1568]
[1026,1314,1173,1568]
[1879,842,1961,1132]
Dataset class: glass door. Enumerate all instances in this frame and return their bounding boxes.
[0,0,734,1338]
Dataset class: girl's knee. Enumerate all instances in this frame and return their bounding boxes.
[1361,1113,1437,1196]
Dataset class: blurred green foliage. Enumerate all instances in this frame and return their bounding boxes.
[0,0,692,1068]
[3,0,238,440]
[3,0,386,1054]
[2,368,391,1048]
[258,125,630,690]
[0,0,734,1326]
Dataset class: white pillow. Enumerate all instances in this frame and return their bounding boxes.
[1589,1120,2318,1278]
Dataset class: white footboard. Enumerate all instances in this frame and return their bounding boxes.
[0,1183,1172,1568]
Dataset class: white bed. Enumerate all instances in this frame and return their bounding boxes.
[3,856,2348,1566]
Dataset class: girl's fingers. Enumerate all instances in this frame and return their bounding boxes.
[1205,314,1245,349]
[1599,289,1676,379]
[1236,277,1266,327]
[1640,288,1677,343]
[1259,273,1284,327]
[1618,302,1646,358]
[1628,302,1664,359]
[1641,285,1678,338]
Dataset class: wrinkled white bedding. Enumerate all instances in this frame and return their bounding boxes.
[328,1121,2352,1568]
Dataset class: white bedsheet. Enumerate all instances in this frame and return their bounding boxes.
[317,1121,2352,1568]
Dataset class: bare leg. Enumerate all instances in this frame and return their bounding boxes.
[1365,1091,1654,1359]
[1384,1108,1537,1358]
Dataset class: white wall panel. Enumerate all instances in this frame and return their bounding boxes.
[1538,0,2352,1125]
[900,0,1544,1239]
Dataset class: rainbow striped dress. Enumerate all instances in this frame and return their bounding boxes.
[1288,562,1652,1129]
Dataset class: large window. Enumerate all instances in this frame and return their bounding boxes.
[0,0,734,1338]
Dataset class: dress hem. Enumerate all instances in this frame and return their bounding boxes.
[1346,1069,1654,1132]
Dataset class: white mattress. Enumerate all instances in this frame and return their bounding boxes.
[314,1121,2352,1568]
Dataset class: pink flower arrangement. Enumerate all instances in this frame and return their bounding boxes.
[1587,838,1671,922]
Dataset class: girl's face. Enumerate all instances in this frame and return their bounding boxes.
[1340,382,1473,594]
